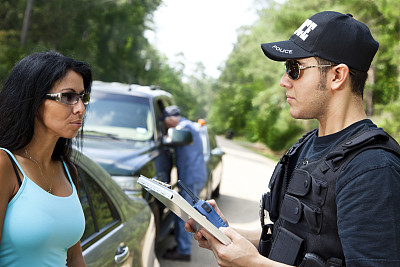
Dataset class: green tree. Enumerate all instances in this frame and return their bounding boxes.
[184,62,216,121]
[0,0,162,84]
[0,0,203,121]
[210,0,399,150]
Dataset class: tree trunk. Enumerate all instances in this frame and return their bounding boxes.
[20,0,34,46]
[365,66,375,116]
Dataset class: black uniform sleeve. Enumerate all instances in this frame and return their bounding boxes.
[336,149,400,267]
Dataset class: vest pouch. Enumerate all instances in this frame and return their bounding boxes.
[268,162,286,221]
[280,195,323,234]
[288,170,328,206]
[280,194,302,224]
[303,204,322,234]
[258,223,273,257]
[268,226,303,265]
[287,169,312,196]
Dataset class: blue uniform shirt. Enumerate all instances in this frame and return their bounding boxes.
[174,117,207,187]
[173,118,207,255]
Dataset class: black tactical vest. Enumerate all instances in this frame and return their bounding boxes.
[258,128,400,267]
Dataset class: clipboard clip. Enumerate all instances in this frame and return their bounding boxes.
[140,175,172,189]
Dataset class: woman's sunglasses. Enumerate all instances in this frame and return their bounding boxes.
[45,92,90,105]
[285,59,337,80]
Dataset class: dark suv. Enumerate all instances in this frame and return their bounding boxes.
[81,81,226,241]
[81,81,195,240]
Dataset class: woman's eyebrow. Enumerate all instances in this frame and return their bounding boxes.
[60,87,75,92]
[60,88,85,93]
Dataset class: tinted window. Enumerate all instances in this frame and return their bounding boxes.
[208,129,217,150]
[78,168,119,241]
[85,92,153,141]
[156,98,173,136]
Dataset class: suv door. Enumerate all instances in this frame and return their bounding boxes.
[78,162,155,267]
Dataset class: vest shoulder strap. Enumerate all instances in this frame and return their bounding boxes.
[324,128,400,172]
[286,129,318,158]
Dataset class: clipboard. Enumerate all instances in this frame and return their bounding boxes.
[137,175,231,245]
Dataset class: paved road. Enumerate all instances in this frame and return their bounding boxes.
[157,136,277,267]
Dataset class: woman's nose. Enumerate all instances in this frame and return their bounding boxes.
[73,98,86,115]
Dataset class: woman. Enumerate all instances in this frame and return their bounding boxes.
[0,52,92,266]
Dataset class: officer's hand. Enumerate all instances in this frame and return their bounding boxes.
[200,227,263,267]
[184,199,229,235]
[184,218,198,233]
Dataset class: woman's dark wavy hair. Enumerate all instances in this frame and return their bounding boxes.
[0,51,92,181]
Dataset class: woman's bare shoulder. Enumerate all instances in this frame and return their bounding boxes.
[0,150,18,195]
[0,149,12,173]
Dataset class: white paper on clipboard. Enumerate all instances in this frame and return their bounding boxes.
[137,175,231,245]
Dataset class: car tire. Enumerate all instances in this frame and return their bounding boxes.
[212,183,220,199]
[206,176,213,200]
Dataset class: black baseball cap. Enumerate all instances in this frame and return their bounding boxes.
[163,105,181,119]
[261,11,379,72]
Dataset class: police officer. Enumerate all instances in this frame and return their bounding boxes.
[162,105,207,261]
[185,11,400,267]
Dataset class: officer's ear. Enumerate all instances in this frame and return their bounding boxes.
[330,64,350,92]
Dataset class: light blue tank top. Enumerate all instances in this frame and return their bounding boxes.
[0,148,85,267]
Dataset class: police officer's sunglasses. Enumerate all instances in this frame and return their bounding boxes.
[285,59,337,80]
[45,92,90,105]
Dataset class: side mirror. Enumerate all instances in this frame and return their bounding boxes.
[211,147,225,157]
[163,128,193,146]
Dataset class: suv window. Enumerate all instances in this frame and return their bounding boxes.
[208,129,217,150]
[78,168,120,242]
[85,92,154,141]
[154,97,173,139]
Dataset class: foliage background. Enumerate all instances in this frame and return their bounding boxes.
[209,0,400,151]
[0,0,399,152]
